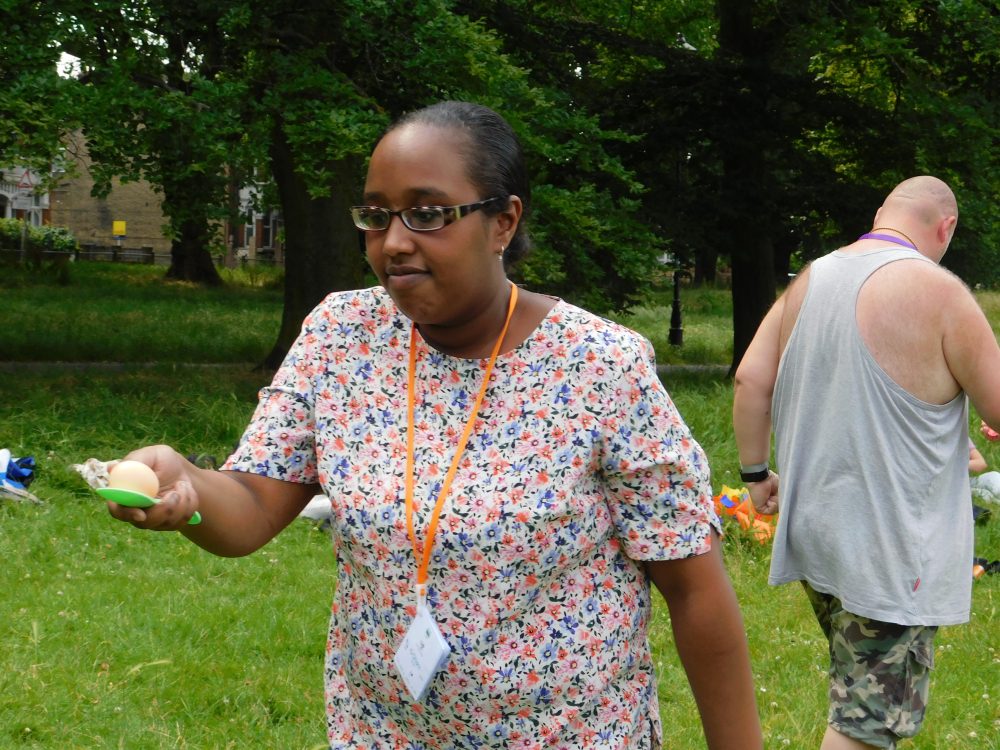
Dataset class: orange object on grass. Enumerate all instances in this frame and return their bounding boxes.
[713,485,776,544]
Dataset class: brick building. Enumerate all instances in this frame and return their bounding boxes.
[4,133,283,265]
[47,132,171,254]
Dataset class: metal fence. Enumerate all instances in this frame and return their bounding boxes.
[77,245,161,264]
[0,245,162,264]
[1,243,281,269]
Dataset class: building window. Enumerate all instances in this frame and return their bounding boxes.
[261,216,272,249]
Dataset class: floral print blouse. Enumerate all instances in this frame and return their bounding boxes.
[223,287,719,750]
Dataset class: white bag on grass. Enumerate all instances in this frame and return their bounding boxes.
[970,471,1000,503]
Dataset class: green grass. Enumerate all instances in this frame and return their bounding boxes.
[0,369,333,749]
[0,263,283,364]
[4,265,997,371]
[1,369,998,748]
[0,263,734,366]
[610,287,735,366]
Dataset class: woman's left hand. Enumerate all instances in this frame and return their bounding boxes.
[645,531,763,750]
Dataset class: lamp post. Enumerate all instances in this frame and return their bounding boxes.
[670,262,684,346]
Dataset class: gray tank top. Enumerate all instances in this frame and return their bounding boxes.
[770,247,973,626]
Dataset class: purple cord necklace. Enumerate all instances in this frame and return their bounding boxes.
[858,228,918,251]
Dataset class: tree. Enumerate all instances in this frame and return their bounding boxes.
[213,0,664,366]
[0,1,77,183]
[55,1,253,285]
[462,0,1000,372]
[10,0,659,365]
[806,1,1000,285]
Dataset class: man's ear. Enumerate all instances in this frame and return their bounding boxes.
[939,216,958,243]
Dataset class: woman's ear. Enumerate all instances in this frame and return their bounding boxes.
[496,195,523,246]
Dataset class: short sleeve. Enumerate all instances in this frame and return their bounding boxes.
[969,437,976,452]
[598,334,720,560]
[221,301,328,484]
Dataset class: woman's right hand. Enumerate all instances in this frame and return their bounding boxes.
[106,445,202,530]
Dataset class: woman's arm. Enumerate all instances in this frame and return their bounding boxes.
[106,444,318,557]
[645,531,763,750]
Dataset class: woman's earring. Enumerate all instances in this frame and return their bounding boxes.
[499,244,505,260]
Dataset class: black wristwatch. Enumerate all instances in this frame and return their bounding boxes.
[739,462,770,483]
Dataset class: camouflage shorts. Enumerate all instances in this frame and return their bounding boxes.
[802,582,937,750]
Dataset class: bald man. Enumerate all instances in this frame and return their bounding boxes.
[733,176,1000,750]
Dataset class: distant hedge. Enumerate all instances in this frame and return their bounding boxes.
[0,219,79,252]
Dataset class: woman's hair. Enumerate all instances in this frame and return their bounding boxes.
[381,101,532,270]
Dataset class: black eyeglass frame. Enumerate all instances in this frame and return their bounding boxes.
[349,196,505,232]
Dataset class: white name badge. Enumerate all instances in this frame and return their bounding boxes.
[394,605,451,702]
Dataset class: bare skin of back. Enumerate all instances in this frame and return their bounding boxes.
[778,252,964,406]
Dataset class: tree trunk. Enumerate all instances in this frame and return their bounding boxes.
[693,248,718,287]
[729,235,775,376]
[262,125,366,369]
[164,214,223,285]
[160,174,222,285]
[773,231,797,287]
[718,0,775,375]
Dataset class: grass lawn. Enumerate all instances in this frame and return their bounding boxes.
[610,286,735,366]
[0,262,735,366]
[6,261,1000,371]
[1,369,998,749]
[0,263,283,364]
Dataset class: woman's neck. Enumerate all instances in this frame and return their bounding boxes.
[417,283,513,359]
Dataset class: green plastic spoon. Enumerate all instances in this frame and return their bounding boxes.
[96,487,202,525]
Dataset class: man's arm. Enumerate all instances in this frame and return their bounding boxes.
[646,531,763,750]
[942,284,1000,430]
[733,295,784,465]
[732,295,786,515]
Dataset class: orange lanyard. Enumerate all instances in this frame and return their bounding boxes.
[405,283,518,608]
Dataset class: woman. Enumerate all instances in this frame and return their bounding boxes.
[108,102,761,749]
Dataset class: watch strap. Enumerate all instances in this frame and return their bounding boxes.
[739,462,770,483]
[740,468,770,483]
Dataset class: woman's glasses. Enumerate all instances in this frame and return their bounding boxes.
[350,196,503,232]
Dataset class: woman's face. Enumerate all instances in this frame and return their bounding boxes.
[363,123,521,325]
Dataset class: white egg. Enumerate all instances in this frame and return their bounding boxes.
[108,460,159,498]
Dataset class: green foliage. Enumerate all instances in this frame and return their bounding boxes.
[10,0,1000,323]
[0,1,78,178]
[0,219,79,252]
[215,0,665,310]
[806,1,1000,286]
[2,0,665,309]
[220,262,285,290]
[55,2,253,252]
[467,0,1000,296]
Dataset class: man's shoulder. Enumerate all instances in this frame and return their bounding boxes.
[868,256,969,305]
